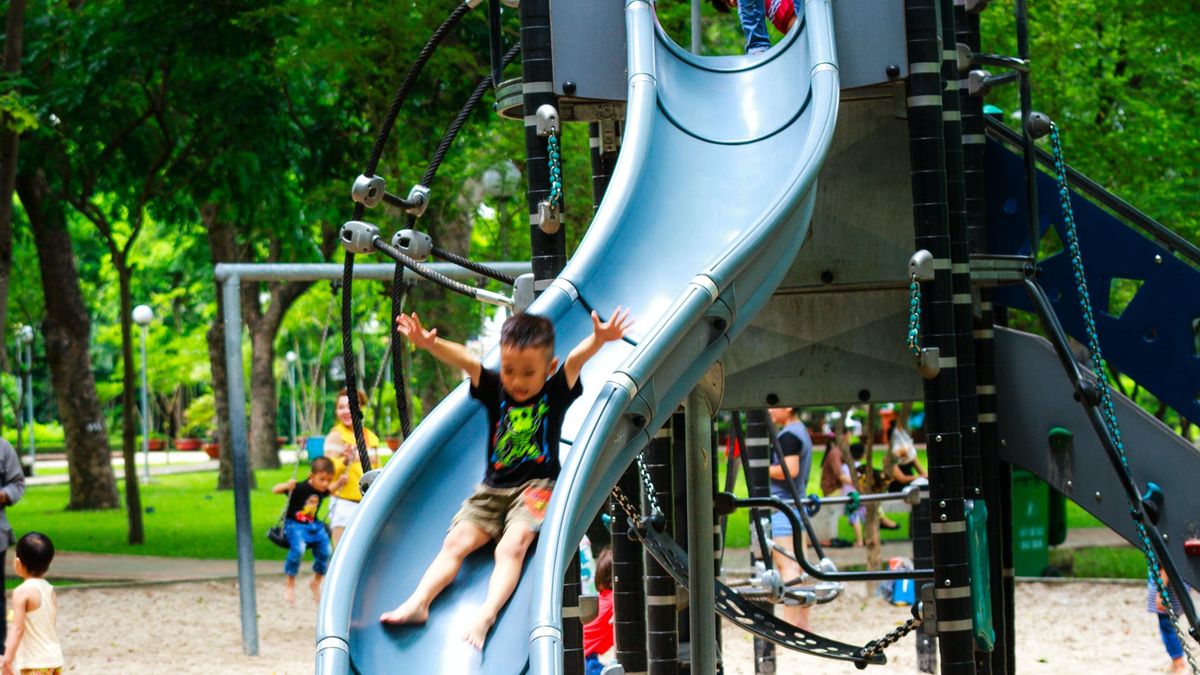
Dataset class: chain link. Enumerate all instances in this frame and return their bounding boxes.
[547,134,563,204]
[611,484,641,525]
[859,615,923,662]
[1049,122,1199,675]
[637,452,663,518]
[906,272,922,355]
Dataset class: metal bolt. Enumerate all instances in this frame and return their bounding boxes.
[1155,254,1163,264]
[939,500,947,508]
[971,426,978,434]
[1164,533,1170,542]
[1066,480,1073,491]
[940,514,948,521]
[944,579,952,587]
[1001,439,1007,446]
[935,434,943,442]
[1095,491,1102,502]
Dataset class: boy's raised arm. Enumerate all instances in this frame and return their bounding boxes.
[564,306,634,388]
[396,312,483,386]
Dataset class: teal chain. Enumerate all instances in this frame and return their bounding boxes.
[906,273,922,355]
[1049,121,1198,673]
[547,134,563,204]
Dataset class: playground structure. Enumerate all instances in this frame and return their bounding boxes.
[210,0,1200,672]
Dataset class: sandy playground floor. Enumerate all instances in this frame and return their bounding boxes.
[39,576,1172,673]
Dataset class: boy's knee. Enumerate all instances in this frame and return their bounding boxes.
[495,527,536,560]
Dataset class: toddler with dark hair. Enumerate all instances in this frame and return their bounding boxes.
[381,308,633,649]
[273,455,346,603]
[583,547,615,675]
[4,532,63,675]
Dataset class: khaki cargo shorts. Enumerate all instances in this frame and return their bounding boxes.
[452,478,555,540]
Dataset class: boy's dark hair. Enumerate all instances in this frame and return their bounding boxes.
[849,441,866,462]
[336,387,369,407]
[16,532,54,577]
[709,0,730,13]
[500,313,555,354]
[311,456,335,475]
[594,546,613,592]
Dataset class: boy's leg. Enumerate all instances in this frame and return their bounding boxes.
[284,521,305,603]
[380,520,492,624]
[463,523,538,649]
[771,543,811,631]
[309,523,333,601]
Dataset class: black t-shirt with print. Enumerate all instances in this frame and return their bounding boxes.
[470,366,583,488]
[285,479,329,523]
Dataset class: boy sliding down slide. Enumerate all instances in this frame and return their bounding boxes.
[380,308,633,649]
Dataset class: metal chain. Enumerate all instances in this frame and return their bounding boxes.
[611,484,641,524]
[1049,121,1199,675]
[906,272,922,355]
[547,134,563,204]
[858,614,923,662]
[636,452,663,518]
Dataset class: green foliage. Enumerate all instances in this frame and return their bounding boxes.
[183,394,216,438]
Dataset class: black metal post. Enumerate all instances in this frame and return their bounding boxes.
[564,554,585,675]
[520,0,566,286]
[711,418,724,675]
[960,6,1010,672]
[612,466,648,673]
[645,424,680,675]
[906,0,974,672]
[588,121,621,215]
[671,411,691,664]
[1014,0,1039,256]
[743,410,777,675]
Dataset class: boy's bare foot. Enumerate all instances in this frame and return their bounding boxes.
[310,577,323,602]
[379,598,429,625]
[284,584,296,604]
[462,609,497,650]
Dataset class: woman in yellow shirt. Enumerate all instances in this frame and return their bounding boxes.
[323,389,382,547]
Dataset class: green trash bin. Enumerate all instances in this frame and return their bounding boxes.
[1011,469,1050,577]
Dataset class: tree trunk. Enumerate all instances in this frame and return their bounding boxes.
[203,205,241,489]
[249,326,280,469]
[0,0,27,372]
[15,170,118,509]
[116,265,145,543]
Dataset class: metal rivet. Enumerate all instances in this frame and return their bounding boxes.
[944,579,952,587]
[940,514,948,521]
[1095,491,1102,501]
[1066,480,1073,490]
[971,426,977,434]
[939,500,947,508]
[1155,254,1163,264]
[1001,439,1007,446]
[1164,533,1170,542]
[935,434,943,442]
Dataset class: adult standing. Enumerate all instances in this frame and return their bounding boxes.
[323,389,381,547]
[0,438,27,647]
[767,406,813,630]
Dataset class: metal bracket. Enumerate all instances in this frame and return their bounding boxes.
[538,200,561,235]
[598,118,620,155]
[920,583,938,637]
[909,249,935,282]
[404,184,431,217]
[340,220,381,255]
[359,468,381,495]
[968,69,1019,96]
[917,347,941,379]
[392,229,433,262]
[965,0,990,12]
[536,104,560,137]
[956,43,973,74]
[578,593,599,624]
[1025,111,1052,140]
[970,254,1033,287]
[351,174,386,208]
[512,273,536,313]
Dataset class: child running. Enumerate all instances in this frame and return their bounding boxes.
[273,456,347,603]
[4,532,64,675]
[380,308,633,649]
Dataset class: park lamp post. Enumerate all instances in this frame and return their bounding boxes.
[16,325,34,474]
[285,350,298,447]
[132,304,154,483]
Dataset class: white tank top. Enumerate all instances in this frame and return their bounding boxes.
[16,578,64,669]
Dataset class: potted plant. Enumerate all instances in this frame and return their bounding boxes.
[147,434,167,452]
[181,394,216,454]
[385,436,402,451]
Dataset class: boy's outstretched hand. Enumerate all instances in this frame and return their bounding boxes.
[396,312,437,350]
[591,305,634,343]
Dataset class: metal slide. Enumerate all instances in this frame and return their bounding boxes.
[316,0,839,671]
[992,327,1200,590]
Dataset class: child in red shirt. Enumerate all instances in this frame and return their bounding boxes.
[583,547,614,674]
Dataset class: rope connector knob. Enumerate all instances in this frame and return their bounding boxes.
[535,104,560,137]
[909,249,935,282]
[351,174,386,208]
[538,200,561,235]
[392,229,433,262]
[1026,111,1053,140]
[340,220,381,254]
[404,184,431,217]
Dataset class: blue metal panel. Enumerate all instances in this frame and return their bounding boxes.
[986,139,1200,422]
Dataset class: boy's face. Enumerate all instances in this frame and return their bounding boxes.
[499,344,558,403]
[309,470,333,492]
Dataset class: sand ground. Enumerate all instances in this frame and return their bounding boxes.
[35,577,1173,673]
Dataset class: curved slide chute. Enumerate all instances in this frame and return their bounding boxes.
[316,1,839,671]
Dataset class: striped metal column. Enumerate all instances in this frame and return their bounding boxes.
[644,423,680,675]
[743,410,777,675]
[588,120,621,215]
[563,554,585,675]
[906,0,975,672]
[612,466,649,674]
[520,0,566,287]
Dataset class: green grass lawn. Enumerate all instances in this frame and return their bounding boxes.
[11,468,301,561]
[1049,546,1147,579]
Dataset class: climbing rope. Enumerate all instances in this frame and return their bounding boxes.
[1049,121,1199,674]
[547,134,563,205]
[906,272,922,356]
